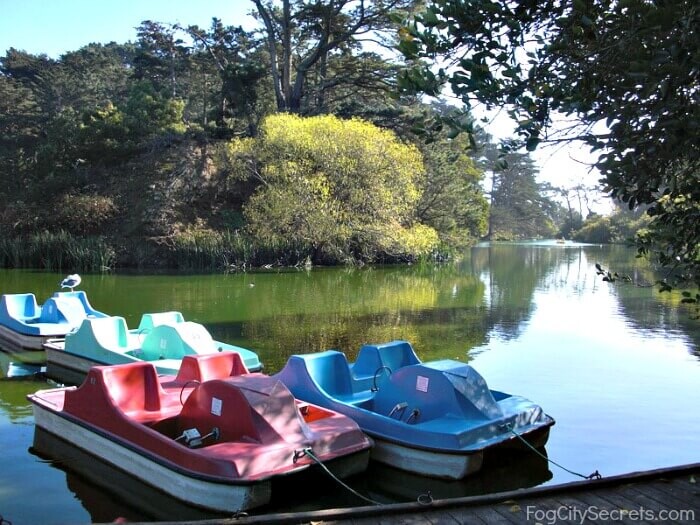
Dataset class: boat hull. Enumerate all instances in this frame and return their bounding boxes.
[372,438,483,479]
[32,402,272,512]
[370,424,551,479]
[44,345,183,385]
[33,403,370,512]
[44,346,96,384]
[0,324,54,351]
[31,427,227,521]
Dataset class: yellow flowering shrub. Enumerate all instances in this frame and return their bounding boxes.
[231,113,438,262]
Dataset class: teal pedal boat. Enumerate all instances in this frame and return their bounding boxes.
[275,340,554,479]
[43,312,262,384]
[0,291,107,350]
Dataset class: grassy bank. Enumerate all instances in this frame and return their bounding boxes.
[0,228,449,272]
[0,230,314,272]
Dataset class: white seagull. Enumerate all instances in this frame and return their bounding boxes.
[60,274,81,291]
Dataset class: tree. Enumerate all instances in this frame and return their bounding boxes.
[411,105,489,248]
[252,0,418,113]
[552,185,585,238]
[183,19,270,135]
[417,136,489,248]
[230,113,438,263]
[486,150,556,240]
[59,43,135,110]
[0,67,43,193]
[399,1,700,285]
[135,21,190,97]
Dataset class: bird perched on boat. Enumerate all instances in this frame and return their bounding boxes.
[60,274,81,291]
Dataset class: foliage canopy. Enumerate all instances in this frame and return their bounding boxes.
[400,0,700,285]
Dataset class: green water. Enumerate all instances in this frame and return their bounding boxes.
[1,242,699,524]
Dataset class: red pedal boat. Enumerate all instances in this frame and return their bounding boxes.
[28,352,372,512]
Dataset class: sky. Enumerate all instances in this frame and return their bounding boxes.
[1,0,611,214]
[0,0,255,57]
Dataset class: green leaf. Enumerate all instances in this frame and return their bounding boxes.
[421,9,440,26]
[526,137,540,151]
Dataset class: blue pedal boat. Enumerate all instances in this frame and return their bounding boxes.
[43,312,262,384]
[275,340,555,479]
[0,291,107,350]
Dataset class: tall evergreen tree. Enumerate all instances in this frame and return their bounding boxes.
[252,0,418,113]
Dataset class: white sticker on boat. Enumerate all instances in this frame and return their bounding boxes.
[416,375,429,392]
[211,397,222,416]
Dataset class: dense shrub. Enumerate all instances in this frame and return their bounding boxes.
[232,114,439,264]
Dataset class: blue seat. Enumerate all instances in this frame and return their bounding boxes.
[1,293,40,322]
[305,351,353,398]
[352,340,420,379]
[69,316,133,352]
[304,351,374,406]
[137,311,185,332]
[39,295,88,325]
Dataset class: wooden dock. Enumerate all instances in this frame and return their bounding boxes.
[112,463,699,525]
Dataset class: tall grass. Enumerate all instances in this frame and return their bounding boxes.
[0,230,115,271]
[169,228,312,270]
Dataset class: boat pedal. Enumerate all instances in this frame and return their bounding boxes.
[406,408,420,423]
[388,402,408,418]
[176,428,202,447]
[176,427,220,448]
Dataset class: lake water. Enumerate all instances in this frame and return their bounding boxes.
[1,242,698,524]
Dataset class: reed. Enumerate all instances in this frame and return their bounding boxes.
[0,231,115,271]
[169,228,312,270]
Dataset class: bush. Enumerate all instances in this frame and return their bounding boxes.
[573,216,614,244]
[236,114,439,264]
[51,194,119,235]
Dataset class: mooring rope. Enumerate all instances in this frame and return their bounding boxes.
[302,448,384,506]
[505,424,602,480]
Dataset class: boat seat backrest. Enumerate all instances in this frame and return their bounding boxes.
[39,296,88,325]
[140,322,214,361]
[87,316,130,349]
[175,352,249,382]
[137,311,185,332]
[1,293,40,320]
[352,340,421,378]
[305,351,354,398]
[52,291,102,317]
[179,379,260,442]
[101,362,163,414]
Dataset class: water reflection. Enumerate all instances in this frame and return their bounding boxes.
[0,349,45,380]
[0,374,45,421]
[1,243,699,524]
[29,426,553,522]
[358,448,552,503]
[30,428,220,522]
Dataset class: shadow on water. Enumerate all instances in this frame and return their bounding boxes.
[29,427,552,522]
[353,448,553,504]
